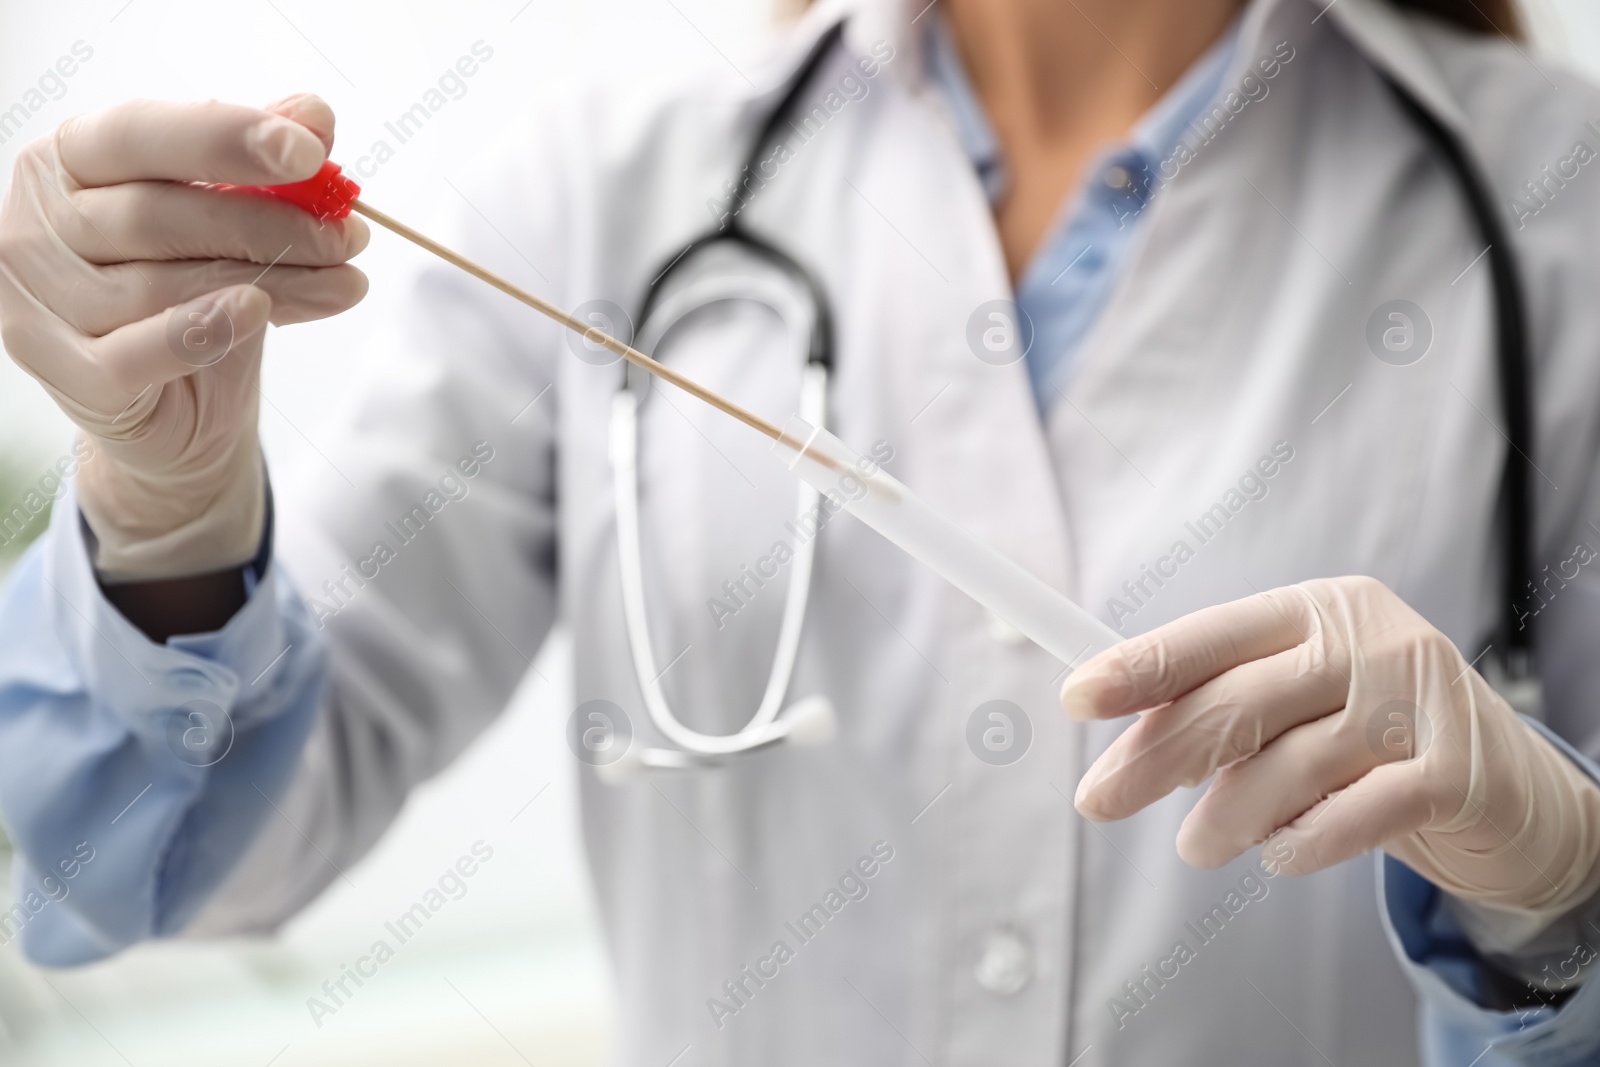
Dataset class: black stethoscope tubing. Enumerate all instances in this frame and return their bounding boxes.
[1380,74,1536,696]
[634,21,845,375]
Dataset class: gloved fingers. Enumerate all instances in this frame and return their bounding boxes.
[1061,585,1318,721]
[65,260,367,335]
[83,283,271,407]
[1074,641,1348,821]
[265,94,336,155]
[1265,760,1435,876]
[55,98,326,188]
[261,264,368,326]
[1175,709,1377,868]
[50,178,368,267]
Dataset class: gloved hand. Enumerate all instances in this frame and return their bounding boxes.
[0,95,369,581]
[1064,576,1600,927]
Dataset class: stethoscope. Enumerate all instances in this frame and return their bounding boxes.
[600,23,850,781]
[597,19,1544,783]
[1378,72,1542,719]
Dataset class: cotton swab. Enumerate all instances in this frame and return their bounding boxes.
[234,160,785,442]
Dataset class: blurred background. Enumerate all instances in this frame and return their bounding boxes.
[0,1,1598,1064]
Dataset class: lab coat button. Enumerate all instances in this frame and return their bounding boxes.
[1103,164,1132,190]
[987,612,1027,646]
[974,929,1033,996]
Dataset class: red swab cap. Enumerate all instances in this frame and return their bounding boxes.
[226,159,360,221]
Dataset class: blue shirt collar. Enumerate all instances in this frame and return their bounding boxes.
[923,12,1243,207]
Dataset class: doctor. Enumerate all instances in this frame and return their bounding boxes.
[2,0,1600,1063]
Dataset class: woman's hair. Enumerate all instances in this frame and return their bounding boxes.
[1393,0,1521,38]
[777,1,1524,40]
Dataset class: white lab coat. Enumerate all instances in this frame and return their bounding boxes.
[181,0,1600,1062]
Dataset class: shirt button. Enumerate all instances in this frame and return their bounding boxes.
[974,928,1033,996]
[167,667,213,689]
[987,612,1027,646]
[1103,164,1132,191]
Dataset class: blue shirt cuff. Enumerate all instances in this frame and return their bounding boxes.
[0,483,326,963]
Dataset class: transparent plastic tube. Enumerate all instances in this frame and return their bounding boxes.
[773,417,1121,668]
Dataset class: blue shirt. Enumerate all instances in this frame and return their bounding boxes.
[2,21,1600,1066]
[924,13,1237,411]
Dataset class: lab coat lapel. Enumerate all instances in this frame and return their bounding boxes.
[1041,0,1304,620]
[1048,0,1485,632]
[1049,0,1301,437]
[821,0,1078,597]
[871,110,1077,597]
[1324,0,1471,133]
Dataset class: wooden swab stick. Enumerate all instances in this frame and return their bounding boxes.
[236,163,812,453]
[349,199,785,443]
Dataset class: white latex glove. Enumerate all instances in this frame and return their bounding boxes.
[1064,576,1600,929]
[0,95,369,581]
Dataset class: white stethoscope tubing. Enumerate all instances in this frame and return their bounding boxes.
[608,272,833,766]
